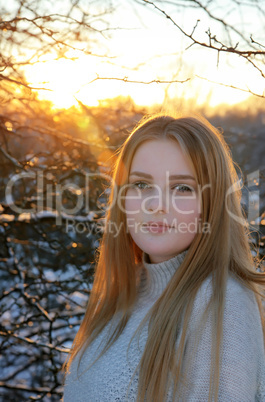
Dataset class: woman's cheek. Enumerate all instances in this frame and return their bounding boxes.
[125,195,142,216]
[171,198,200,216]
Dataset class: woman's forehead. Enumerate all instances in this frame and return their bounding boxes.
[129,139,195,177]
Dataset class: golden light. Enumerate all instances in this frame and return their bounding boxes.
[26,56,100,109]
[26,53,168,110]
[5,122,13,131]
[9,0,263,112]
[24,38,263,111]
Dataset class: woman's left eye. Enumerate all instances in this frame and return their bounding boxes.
[131,181,151,190]
[172,184,194,193]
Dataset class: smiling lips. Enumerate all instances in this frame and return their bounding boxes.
[143,221,173,233]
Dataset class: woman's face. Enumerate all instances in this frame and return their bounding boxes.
[124,139,201,263]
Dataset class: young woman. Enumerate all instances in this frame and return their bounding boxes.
[63,114,265,401]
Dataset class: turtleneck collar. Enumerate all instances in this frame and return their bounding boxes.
[138,249,188,299]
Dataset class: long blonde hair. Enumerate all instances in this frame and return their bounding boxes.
[63,114,265,401]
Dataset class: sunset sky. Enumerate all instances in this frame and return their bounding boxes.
[18,0,265,110]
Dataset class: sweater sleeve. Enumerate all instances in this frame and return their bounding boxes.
[179,275,265,402]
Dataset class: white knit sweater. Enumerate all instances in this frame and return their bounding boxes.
[63,251,265,401]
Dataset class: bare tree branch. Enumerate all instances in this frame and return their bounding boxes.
[0,74,52,91]
[81,75,190,87]
[142,0,265,56]
[196,74,265,98]
[0,145,23,168]
[0,330,70,353]
[0,381,62,394]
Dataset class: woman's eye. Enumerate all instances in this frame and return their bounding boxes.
[173,184,194,193]
[131,181,151,190]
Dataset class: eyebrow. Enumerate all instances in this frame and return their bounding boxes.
[129,171,196,181]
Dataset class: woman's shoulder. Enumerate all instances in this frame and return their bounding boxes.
[191,272,263,331]
[195,271,259,303]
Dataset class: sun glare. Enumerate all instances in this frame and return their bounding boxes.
[27,57,101,109]
[26,55,166,109]
[14,0,264,112]
[25,51,257,111]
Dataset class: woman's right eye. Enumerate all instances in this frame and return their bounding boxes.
[131,181,151,190]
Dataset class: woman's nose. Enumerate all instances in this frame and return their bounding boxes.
[144,187,168,214]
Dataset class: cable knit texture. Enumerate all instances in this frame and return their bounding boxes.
[63,251,265,401]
